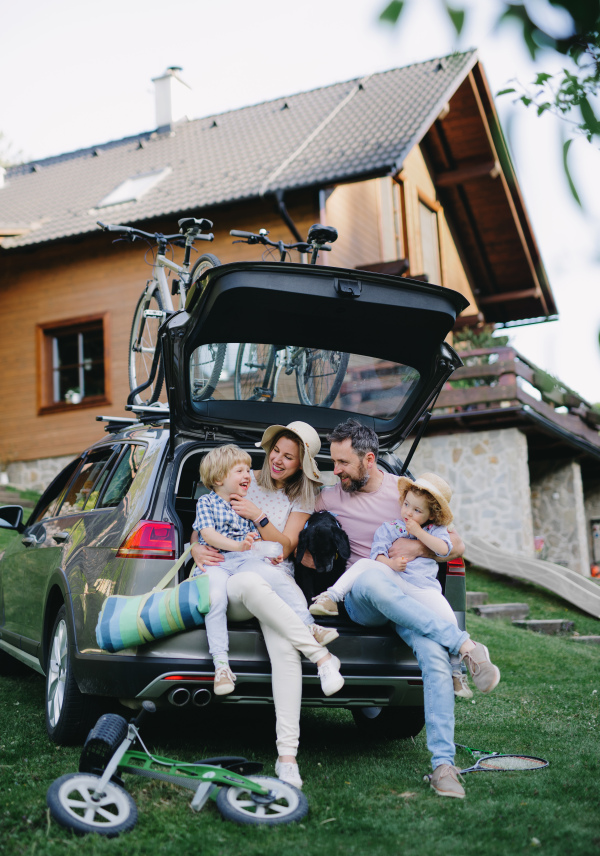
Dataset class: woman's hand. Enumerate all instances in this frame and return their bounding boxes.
[230,493,261,521]
[389,537,431,561]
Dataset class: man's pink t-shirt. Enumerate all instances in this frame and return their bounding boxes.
[315,471,401,566]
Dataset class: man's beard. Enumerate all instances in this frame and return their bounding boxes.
[341,462,369,493]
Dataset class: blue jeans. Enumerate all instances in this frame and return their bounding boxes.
[345,566,469,769]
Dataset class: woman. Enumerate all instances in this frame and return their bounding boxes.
[191,421,339,789]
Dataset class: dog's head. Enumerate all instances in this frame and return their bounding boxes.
[296,511,350,574]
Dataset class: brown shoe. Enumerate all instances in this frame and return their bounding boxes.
[452,671,473,699]
[309,593,339,617]
[214,665,236,696]
[429,764,465,799]
[461,642,500,694]
[310,623,339,646]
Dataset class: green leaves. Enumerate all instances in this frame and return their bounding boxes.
[379,0,404,25]
[562,138,582,206]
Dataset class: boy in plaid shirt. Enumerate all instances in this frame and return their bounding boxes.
[190,445,259,696]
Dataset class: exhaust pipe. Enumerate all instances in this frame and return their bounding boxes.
[192,688,212,707]
[168,687,191,707]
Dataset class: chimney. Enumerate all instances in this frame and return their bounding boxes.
[152,67,193,131]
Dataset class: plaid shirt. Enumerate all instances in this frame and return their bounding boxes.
[193,491,257,549]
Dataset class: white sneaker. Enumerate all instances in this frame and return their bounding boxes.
[275,759,303,789]
[214,665,236,696]
[317,654,344,697]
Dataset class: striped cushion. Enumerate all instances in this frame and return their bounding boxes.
[96,576,210,653]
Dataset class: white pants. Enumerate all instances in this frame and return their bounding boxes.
[329,557,462,668]
[226,571,328,758]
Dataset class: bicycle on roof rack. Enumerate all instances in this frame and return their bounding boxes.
[97,218,226,406]
[230,224,350,407]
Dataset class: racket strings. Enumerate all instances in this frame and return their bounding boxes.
[477,755,548,771]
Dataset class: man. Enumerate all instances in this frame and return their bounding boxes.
[303,418,500,799]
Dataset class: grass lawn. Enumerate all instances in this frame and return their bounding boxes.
[1,541,599,854]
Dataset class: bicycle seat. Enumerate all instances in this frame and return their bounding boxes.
[307,224,338,245]
[178,217,213,234]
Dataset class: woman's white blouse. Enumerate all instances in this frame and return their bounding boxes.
[246,471,315,533]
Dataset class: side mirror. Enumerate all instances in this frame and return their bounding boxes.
[0,506,25,533]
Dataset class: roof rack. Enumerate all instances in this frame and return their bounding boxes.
[96,415,140,434]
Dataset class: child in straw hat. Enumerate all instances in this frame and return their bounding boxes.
[310,473,474,698]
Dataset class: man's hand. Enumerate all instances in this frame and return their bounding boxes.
[191,542,224,570]
[389,537,431,561]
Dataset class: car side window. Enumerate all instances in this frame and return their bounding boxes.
[98,444,146,508]
[57,449,117,515]
[33,458,82,524]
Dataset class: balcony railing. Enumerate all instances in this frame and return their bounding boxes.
[435,346,600,448]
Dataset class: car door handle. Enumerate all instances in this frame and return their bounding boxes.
[52,531,70,544]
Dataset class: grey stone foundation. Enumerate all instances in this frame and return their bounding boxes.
[3,456,74,493]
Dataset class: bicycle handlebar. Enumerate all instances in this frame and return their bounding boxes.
[229,229,330,253]
[97,221,214,245]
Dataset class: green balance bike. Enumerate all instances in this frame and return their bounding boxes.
[46,701,308,836]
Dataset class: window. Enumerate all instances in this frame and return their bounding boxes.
[57,448,117,516]
[38,315,110,412]
[97,168,171,208]
[419,200,442,285]
[99,445,146,508]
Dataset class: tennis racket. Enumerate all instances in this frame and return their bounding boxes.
[457,754,548,774]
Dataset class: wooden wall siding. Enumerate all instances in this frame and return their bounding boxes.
[0,194,322,463]
[324,179,383,269]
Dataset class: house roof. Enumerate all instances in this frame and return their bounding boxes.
[0,50,556,323]
[0,52,478,250]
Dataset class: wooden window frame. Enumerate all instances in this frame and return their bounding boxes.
[417,192,443,287]
[37,313,111,415]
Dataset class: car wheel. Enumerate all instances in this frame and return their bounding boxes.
[351,706,425,739]
[45,605,97,745]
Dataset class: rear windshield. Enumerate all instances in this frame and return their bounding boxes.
[189,343,420,420]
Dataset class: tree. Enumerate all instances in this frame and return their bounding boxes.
[0,132,23,169]
[379,1,600,204]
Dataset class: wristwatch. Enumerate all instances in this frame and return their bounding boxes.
[257,516,269,528]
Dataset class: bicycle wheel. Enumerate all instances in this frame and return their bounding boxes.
[296,349,350,407]
[128,287,165,405]
[189,255,227,401]
[234,344,277,400]
[47,773,137,836]
[216,776,308,826]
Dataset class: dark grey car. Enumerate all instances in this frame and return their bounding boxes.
[0,260,468,745]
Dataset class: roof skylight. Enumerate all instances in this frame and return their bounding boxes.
[97,167,171,208]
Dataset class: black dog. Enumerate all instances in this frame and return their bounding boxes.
[294,511,350,602]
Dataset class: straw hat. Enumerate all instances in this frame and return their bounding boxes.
[396,473,453,525]
[256,421,324,483]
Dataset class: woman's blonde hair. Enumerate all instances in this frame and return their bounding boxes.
[200,444,251,492]
[256,429,318,506]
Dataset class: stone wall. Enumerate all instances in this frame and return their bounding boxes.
[583,483,600,565]
[530,461,590,577]
[398,427,535,557]
[3,455,74,493]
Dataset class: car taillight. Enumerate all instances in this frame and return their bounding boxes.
[446,558,465,575]
[116,521,176,560]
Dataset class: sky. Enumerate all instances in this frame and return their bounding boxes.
[2,0,599,402]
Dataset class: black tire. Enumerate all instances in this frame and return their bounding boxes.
[216,775,308,826]
[296,349,349,407]
[45,606,97,745]
[47,773,137,837]
[234,343,276,400]
[128,287,165,405]
[79,714,128,774]
[351,705,425,739]
[189,255,226,401]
